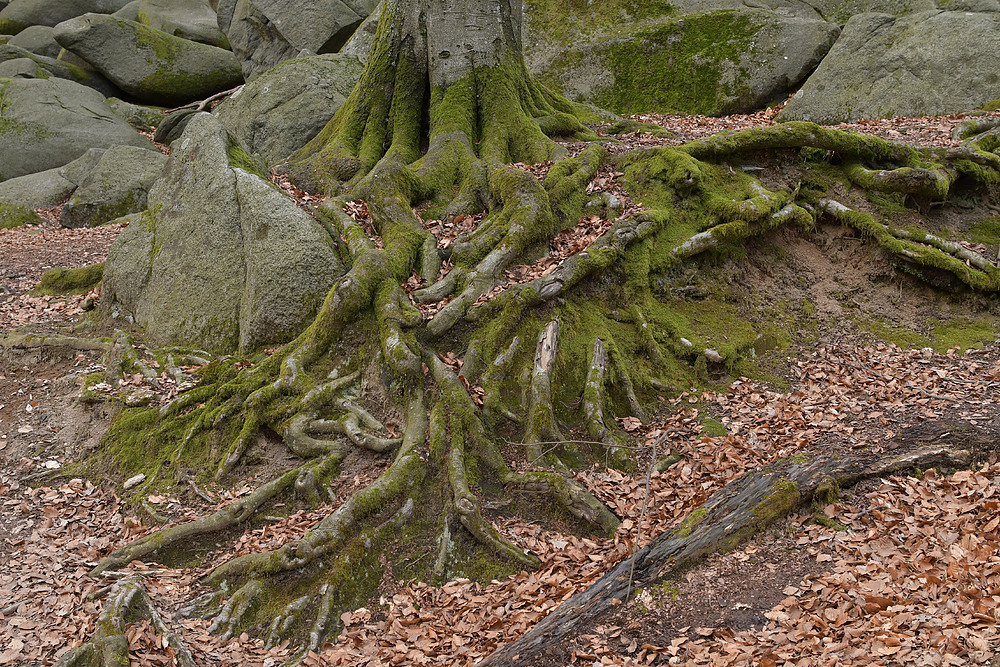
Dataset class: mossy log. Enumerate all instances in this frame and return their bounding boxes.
[481,441,976,666]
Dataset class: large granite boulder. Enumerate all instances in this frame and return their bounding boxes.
[102,113,344,352]
[215,52,361,165]
[129,0,229,48]
[221,0,372,80]
[0,77,152,181]
[60,145,167,227]
[529,8,838,116]
[0,148,107,212]
[0,43,120,95]
[0,0,130,35]
[53,13,243,105]
[779,11,1000,123]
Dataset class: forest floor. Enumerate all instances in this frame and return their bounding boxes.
[1,108,999,667]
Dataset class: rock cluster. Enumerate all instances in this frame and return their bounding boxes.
[1,0,997,351]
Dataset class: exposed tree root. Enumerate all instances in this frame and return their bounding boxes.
[54,576,196,667]
[92,455,342,576]
[482,439,980,665]
[0,331,110,353]
[524,319,562,462]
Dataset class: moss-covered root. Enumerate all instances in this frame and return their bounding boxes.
[582,337,629,464]
[54,577,196,667]
[844,161,952,199]
[419,146,605,337]
[208,579,263,640]
[483,335,523,423]
[523,320,563,463]
[428,353,619,537]
[205,391,427,584]
[93,456,341,576]
[427,381,539,569]
[818,199,1000,290]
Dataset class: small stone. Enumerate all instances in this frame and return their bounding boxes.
[705,348,724,363]
[124,473,146,489]
[43,460,61,469]
[679,337,693,348]
[81,296,96,311]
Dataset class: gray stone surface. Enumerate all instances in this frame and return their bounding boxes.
[103,113,343,352]
[60,145,167,227]
[134,0,229,48]
[529,8,838,116]
[215,52,362,164]
[778,10,1000,123]
[53,13,243,105]
[0,43,121,95]
[0,77,152,181]
[0,168,76,208]
[0,0,131,34]
[340,2,379,62]
[107,97,165,131]
[7,24,59,56]
[224,0,372,80]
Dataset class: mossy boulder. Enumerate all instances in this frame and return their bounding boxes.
[222,0,372,81]
[60,145,168,228]
[215,52,362,165]
[528,8,838,116]
[0,0,131,35]
[53,13,243,105]
[779,11,1000,123]
[0,200,42,227]
[128,0,229,48]
[0,43,121,95]
[0,76,152,180]
[102,113,345,352]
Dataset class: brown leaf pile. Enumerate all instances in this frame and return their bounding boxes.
[673,463,1000,665]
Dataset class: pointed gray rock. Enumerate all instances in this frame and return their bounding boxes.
[103,113,344,352]
[60,145,168,228]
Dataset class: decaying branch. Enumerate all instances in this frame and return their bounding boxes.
[482,440,977,665]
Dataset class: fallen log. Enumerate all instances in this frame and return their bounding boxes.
[481,432,981,666]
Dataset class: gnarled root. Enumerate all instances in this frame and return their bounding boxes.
[54,576,196,667]
[93,455,342,576]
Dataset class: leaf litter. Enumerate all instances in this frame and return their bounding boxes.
[3,108,1000,666]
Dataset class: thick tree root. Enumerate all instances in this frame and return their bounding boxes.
[92,455,342,576]
[582,337,628,465]
[205,391,427,583]
[818,199,1000,290]
[481,440,977,665]
[523,320,563,462]
[54,576,196,667]
[0,332,110,353]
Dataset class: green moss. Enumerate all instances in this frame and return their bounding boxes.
[857,317,930,350]
[227,142,269,180]
[979,99,1000,112]
[0,202,42,228]
[676,507,707,538]
[968,217,1000,247]
[524,0,675,46]
[699,417,727,437]
[653,579,682,600]
[753,477,801,525]
[581,11,760,115]
[930,319,996,352]
[35,263,104,294]
[0,19,28,35]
